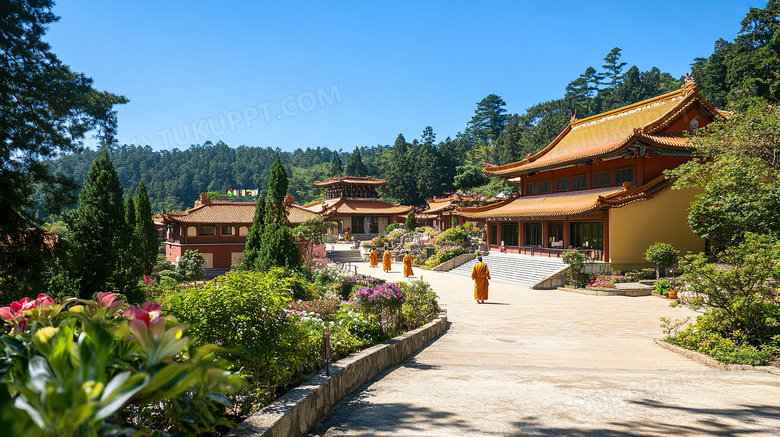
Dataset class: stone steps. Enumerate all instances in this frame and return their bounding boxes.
[448,252,567,288]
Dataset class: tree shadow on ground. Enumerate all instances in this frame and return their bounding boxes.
[512,399,780,436]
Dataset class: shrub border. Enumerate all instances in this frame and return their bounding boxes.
[653,338,780,376]
[228,315,448,437]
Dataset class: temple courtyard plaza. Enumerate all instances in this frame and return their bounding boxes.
[312,248,780,436]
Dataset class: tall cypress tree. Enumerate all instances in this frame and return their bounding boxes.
[135,181,158,276]
[241,194,266,270]
[63,147,138,299]
[267,155,289,224]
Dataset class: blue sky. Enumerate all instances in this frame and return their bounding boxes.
[47,1,766,152]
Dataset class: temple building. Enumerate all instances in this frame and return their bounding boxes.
[458,77,726,270]
[303,176,412,238]
[159,193,317,271]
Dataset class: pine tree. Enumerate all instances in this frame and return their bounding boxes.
[256,222,302,272]
[328,150,344,177]
[241,194,266,270]
[415,140,444,203]
[466,94,508,143]
[345,147,368,176]
[135,181,158,276]
[387,134,413,203]
[495,114,526,165]
[62,147,139,300]
[601,47,627,88]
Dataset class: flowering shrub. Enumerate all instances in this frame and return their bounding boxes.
[353,282,406,316]
[563,250,587,286]
[434,225,471,246]
[0,292,243,436]
[587,274,628,289]
[425,246,468,267]
[287,296,342,321]
[397,280,439,331]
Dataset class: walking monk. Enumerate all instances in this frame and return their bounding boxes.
[370,249,378,268]
[403,253,414,278]
[471,256,490,303]
[382,247,392,273]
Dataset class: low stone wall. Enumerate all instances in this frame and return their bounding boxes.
[228,315,448,437]
[556,287,651,297]
[432,253,476,271]
[532,268,569,290]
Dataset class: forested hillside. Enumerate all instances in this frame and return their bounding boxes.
[41,1,780,217]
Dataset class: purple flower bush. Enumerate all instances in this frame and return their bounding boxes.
[353,282,406,316]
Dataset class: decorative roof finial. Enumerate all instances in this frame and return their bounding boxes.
[570,108,577,122]
[682,73,696,91]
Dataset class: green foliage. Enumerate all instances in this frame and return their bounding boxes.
[645,243,679,268]
[157,269,184,282]
[467,94,508,143]
[293,217,336,263]
[384,223,400,234]
[563,250,587,285]
[267,155,289,224]
[454,164,490,190]
[693,0,780,107]
[667,100,780,247]
[135,182,158,276]
[345,147,369,177]
[397,280,439,331]
[425,246,467,268]
[0,292,244,435]
[176,249,205,280]
[60,148,141,301]
[161,270,317,404]
[328,150,344,177]
[0,0,127,299]
[241,194,267,270]
[255,222,302,272]
[676,233,780,356]
[434,225,471,246]
[405,210,417,232]
[654,279,671,297]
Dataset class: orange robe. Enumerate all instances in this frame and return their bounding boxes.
[344,231,350,241]
[471,262,490,301]
[370,250,378,267]
[403,254,414,277]
[382,250,392,272]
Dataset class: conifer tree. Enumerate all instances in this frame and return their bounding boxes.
[405,210,417,232]
[62,147,139,300]
[135,181,158,275]
[601,47,627,88]
[387,134,412,202]
[266,155,289,224]
[328,150,344,177]
[345,147,368,176]
[241,194,266,270]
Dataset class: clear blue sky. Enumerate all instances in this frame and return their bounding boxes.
[46,1,766,152]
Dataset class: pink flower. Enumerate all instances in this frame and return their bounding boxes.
[0,297,36,323]
[96,292,123,311]
[122,301,162,327]
[35,293,55,310]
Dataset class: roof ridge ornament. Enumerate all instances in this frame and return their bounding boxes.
[570,108,577,122]
[681,73,697,92]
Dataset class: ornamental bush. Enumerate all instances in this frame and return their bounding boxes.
[435,225,470,246]
[397,280,439,331]
[644,242,679,279]
[425,246,467,267]
[562,250,587,285]
[353,282,406,317]
[667,233,780,365]
[176,249,205,280]
[0,292,243,436]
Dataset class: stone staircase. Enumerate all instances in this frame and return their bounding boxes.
[448,252,567,288]
[326,245,364,264]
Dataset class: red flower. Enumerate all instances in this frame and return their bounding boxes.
[96,292,123,311]
[0,297,36,323]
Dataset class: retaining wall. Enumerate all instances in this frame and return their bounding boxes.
[228,315,448,437]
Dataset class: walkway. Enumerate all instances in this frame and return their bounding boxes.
[313,253,780,436]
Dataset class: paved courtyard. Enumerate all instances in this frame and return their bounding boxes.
[313,253,780,436]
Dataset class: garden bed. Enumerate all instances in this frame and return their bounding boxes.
[654,339,780,376]
[557,286,651,297]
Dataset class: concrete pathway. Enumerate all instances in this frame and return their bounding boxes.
[313,254,780,436]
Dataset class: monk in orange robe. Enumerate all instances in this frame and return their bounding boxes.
[403,253,414,278]
[370,249,378,267]
[382,248,392,272]
[344,230,350,241]
[471,256,490,303]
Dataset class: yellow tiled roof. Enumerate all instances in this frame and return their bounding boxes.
[457,176,673,220]
[458,187,624,220]
[165,202,317,225]
[332,199,412,215]
[313,176,387,187]
[485,86,718,177]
